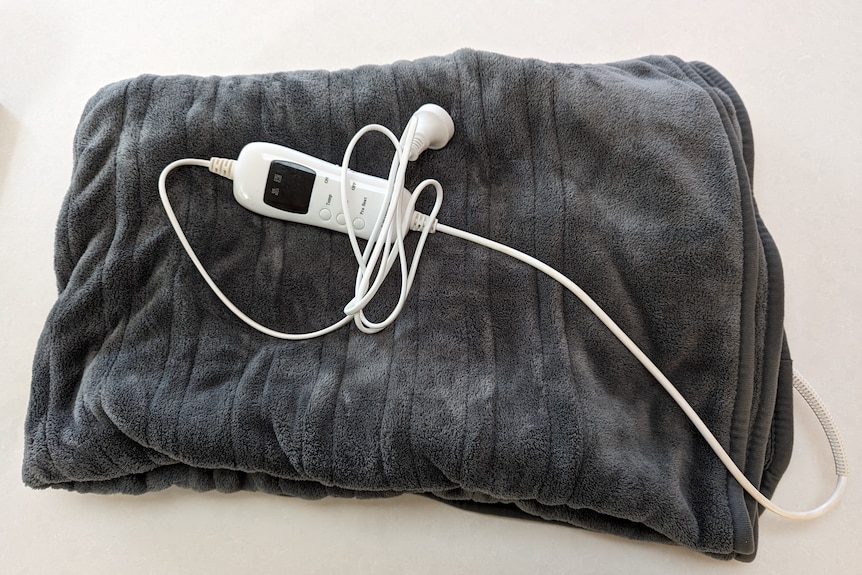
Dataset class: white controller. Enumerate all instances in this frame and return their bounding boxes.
[232,142,408,240]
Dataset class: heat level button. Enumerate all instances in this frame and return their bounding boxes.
[319,208,332,221]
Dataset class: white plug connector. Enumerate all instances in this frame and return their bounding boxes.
[407,104,455,161]
[209,157,236,179]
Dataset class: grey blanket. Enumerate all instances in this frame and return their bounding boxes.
[24,49,793,561]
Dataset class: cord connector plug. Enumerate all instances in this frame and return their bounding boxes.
[409,211,437,233]
[209,157,236,180]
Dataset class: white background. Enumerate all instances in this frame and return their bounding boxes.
[1,1,859,572]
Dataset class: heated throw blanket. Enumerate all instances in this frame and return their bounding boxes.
[24,49,793,561]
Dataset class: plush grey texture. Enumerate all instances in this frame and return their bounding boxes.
[23,49,793,561]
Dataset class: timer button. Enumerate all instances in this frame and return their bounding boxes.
[319,208,332,221]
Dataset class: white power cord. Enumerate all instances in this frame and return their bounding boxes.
[337,120,443,334]
[435,222,848,519]
[159,118,847,521]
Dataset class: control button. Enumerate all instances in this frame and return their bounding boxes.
[319,208,332,221]
[336,213,346,225]
[352,218,365,230]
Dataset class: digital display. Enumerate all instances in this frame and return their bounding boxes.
[263,160,316,214]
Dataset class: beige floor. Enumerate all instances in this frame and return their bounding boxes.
[1,1,859,572]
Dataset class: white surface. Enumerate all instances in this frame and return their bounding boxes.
[1,0,859,572]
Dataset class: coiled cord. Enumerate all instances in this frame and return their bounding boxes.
[793,369,849,478]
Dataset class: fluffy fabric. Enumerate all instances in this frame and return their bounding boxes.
[24,49,793,561]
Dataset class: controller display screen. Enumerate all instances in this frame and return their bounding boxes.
[263,160,316,214]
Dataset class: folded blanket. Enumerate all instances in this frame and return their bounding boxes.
[24,49,793,561]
